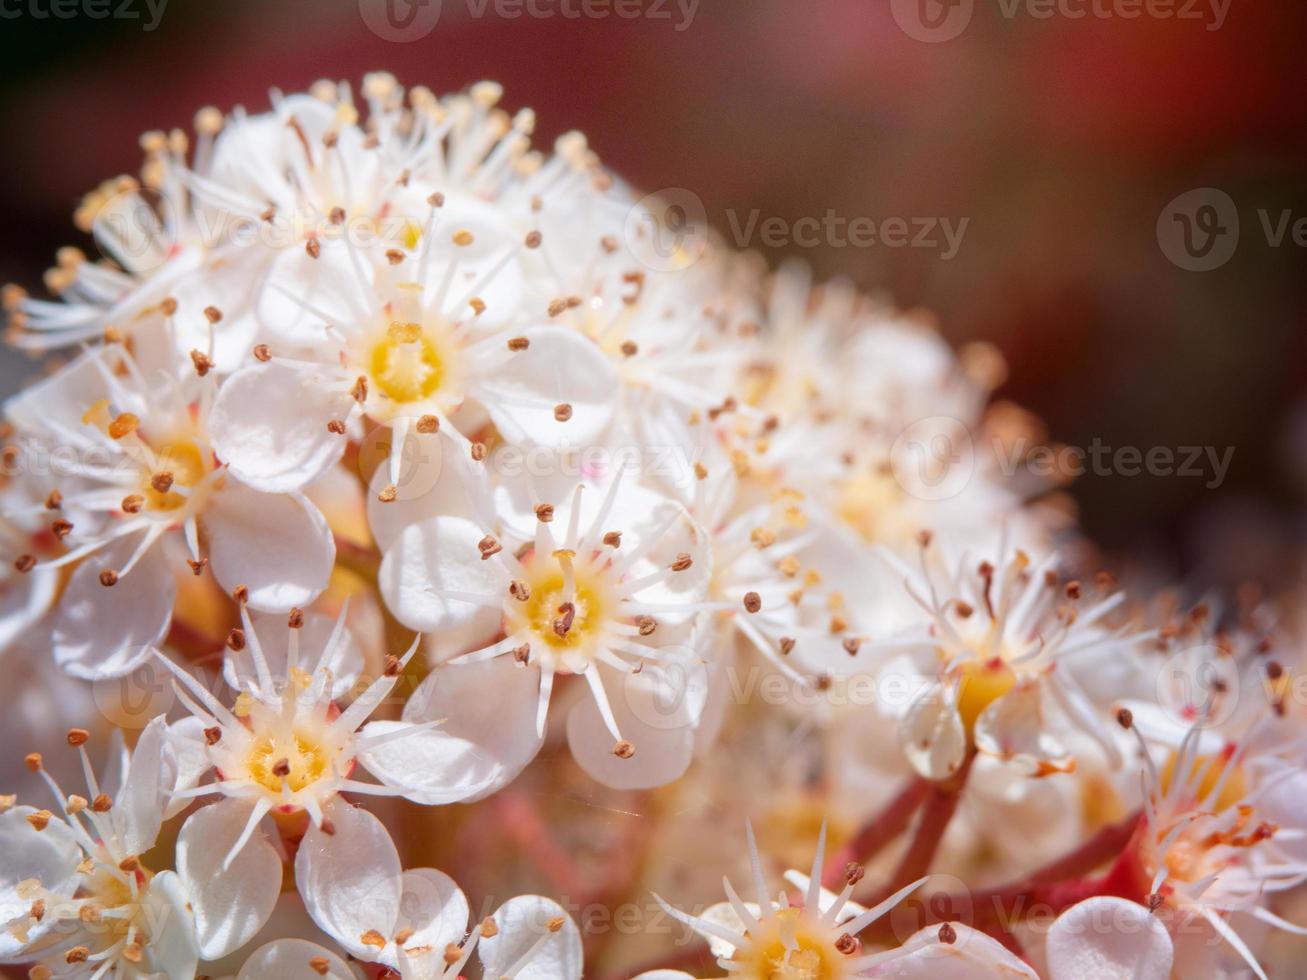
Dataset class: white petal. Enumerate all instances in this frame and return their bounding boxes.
[373,868,469,970]
[874,922,1039,978]
[225,611,364,700]
[177,798,282,960]
[475,324,618,448]
[255,236,371,353]
[899,683,967,781]
[1046,897,1173,980]
[0,567,56,657]
[973,683,1072,777]
[114,714,170,856]
[294,799,403,958]
[364,657,543,803]
[209,361,351,493]
[52,537,173,680]
[140,870,202,979]
[631,973,699,980]
[0,806,81,960]
[566,664,697,790]
[162,717,212,817]
[477,895,583,980]
[236,939,357,980]
[207,481,335,612]
[377,516,508,633]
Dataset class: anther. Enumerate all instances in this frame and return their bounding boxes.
[613,740,635,759]
[384,656,402,678]
[507,336,530,351]
[512,644,531,664]
[91,794,112,812]
[288,608,304,629]
[938,923,957,944]
[510,580,531,601]
[13,555,35,573]
[272,758,292,778]
[602,531,622,548]
[554,403,573,422]
[305,239,322,259]
[844,862,865,885]
[470,442,487,461]
[66,729,89,747]
[350,377,368,403]
[479,918,498,939]
[1116,707,1133,729]
[670,553,693,572]
[779,637,796,655]
[309,957,331,976]
[204,727,222,746]
[834,934,859,955]
[150,472,174,494]
[743,592,762,613]
[25,753,42,771]
[121,494,144,514]
[327,419,347,435]
[416,415,439,433]
[620,340,638,357]
[190,350,213,377]
[636,616,657,637]
[525,230,542,249]
[253,344,272,362]
[385,249,405,266]
[478,536,502,560]
[99,569,119,587]
[534,503,554,522]
[378,485,398,503]
[203,306,223,324]
[553,602,576,637]
[26,810,52,831]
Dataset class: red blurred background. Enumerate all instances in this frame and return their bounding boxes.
[2,0,1305,588]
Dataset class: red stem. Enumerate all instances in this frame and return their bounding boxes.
[885,750,976,892]
[824,775,931,888]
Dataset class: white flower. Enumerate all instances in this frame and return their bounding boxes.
[375,471,715,791]
[2,343,334,679]
[0,718,274,977]
[1044,896,1174,980]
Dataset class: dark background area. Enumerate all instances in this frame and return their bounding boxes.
[2,0,1305,590]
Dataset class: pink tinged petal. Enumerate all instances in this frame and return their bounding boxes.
[377,516,508,633]
[369,658,544,803]
[209,361,351,493]
[356,721,508,805]
[474,325,618,449]
[566,664,697,790]
[372,868,469,971]
[236,939,356,980]
[899,684,967,781]
[52,537,174,680]
[206,482,335,612]
[140,870,201,978]
[973,684,1073,777]
[477,896,583,980]
[225,610,364,700]
[0,806,82,959]
[176,798,283,960]
[1046,897,1173,980]
[115,714,170,856]
[294,800,403,958]
[0,567,56,657]
[868,923,1039,978]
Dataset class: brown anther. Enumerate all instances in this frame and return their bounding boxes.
[308,957,331,976]
[844,862,865,885]
[65,946,90,964]
[743,592,762,613]
[99,569,119,587]
[613,740,635,760]
[829,615,849,634]
[507,336,530,351]
[525,230,543,249]
[917,530,934,548]
[512,644,531,664]
[470,442,487,461]
[328,207,346,225]
[91,794,112,812]
[534,503,554,522]
[953,601,974,619]
[65,795,87,814]
[225,627,246,652]
[443,943,462,965]
[938,923,958,944]
[834,934,859,955]
[479,917,498,939]
[203,306,223,324]
[509,580,531,602]
[271,758,292,778]
[636,615,657,637]
[547,298,568,318]
[468,297,487,317]
[253,344,272,362]
[384,656,402,678]
[385,249,405,266]
[159,297,178,317]
[288,607,304,629]
[620,340,638,357]
[670,553,693,572]
[553,602,576,637]
[13,554,35,573]
[108,413,140,440]
[377,484,398,503]
[843,637,862,656]
[779,637,797,655]
[451,229,475,247]
[121,494,144,514]
[350,376,368,403]
[360,929,387,949]
[118,855,139,873]
[44,489,62,510]
[427,191,446,208]
[29,899,45,922]
[393,927,415,945]
[1065,581,1082,600]
[416,414,440,434]
[150,471,175,495]
[204,727,222,746]
[232,584,249,604]
[26,810,52,831]
[66,729,89,747]
[1146,893,1165,912]
[478,535,502,560]
[600,234,619,253]
[603,531,622,548]
[189,349,213,377]
[1116,707,1134,730]
[327,419,347,435]
[554,403,573,422]
[260,206,277,223]
[305,238,322,260]
[25,753,42,771]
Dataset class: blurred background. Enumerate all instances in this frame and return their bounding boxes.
[1,0,1305,588]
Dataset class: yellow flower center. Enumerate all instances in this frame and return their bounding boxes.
[954,658,1017,733]
[739,909,842,980]
[142,439,209,512]
[368,321,446,404]
[514,564,609,653]
[1160,750,1246,813]
[245,729,333,793]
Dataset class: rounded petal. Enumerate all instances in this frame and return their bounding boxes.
[163,716,212,819]
[255,237,371,353]
[363,657,543,803]
[0,567,57,657]
[1046,897,1173,980]
[140,871,201,979]
[566,664,698,790]
[207,482,335,612]
[373,868,469,971]
[115,714,170,856]
[899,684,967,781]
[225,610,364,700]
[177,798,283,960]
[209,361,350,493]
[236,939,357,980]
[632,973,699,980]
[52,536,173,680]
[876,922,1039,979]
[477,896,582,980]
[0,806,81,960]
[974,684,1072,777]
[474,325,618,448]
[377,516,507,633]
[294,800,403,958]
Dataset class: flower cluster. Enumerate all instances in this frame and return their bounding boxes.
[0,73,1304,979]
